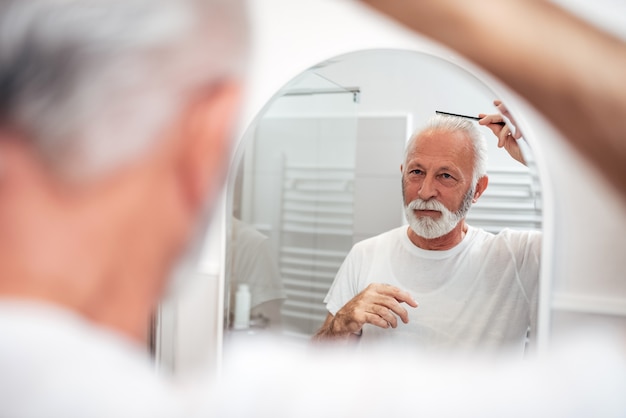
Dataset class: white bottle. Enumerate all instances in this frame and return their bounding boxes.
[233,284,251,330]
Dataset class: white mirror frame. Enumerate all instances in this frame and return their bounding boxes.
[192,54,557,376]
[156,1,558,378]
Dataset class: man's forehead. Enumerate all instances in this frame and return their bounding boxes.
[404,129,475,175]
[409,130,472,156]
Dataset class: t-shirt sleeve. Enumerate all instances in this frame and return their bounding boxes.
[503,229,542,346]
[513,230,541,300]
[323,245,363,316]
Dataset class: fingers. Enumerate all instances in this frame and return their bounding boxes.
[493,99,523,139]
[361,283,418,327]
[367,305,401,328]
[494,99,511,120]
[364,304,408,329]
[334,284,419,333]
[478,113,518,147]
[382,283,418,307]
[498,124,515,148]
[478,113,506,129]
[480,102,525,165]
[368,283,418,310]
[479,114,506,146]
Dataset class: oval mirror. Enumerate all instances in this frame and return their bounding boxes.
[223,48,543,355]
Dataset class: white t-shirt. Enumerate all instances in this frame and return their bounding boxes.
[324,225,541,356]
[0,300,190,418]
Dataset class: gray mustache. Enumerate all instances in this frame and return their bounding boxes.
[407,199,447,212]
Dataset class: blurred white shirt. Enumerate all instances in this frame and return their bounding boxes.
[1,299,624,418]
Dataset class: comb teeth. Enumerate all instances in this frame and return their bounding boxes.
[435,111,506,126]
[435,111,480,121]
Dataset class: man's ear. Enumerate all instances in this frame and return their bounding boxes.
[178,81,242,213]
[473,175,489,203]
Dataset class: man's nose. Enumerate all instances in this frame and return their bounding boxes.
[417,176,438,200]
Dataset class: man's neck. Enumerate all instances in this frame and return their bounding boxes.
[406,220,468,250]
[0,274,154,346]
[0,235,157,346]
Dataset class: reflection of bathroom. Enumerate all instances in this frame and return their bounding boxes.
[226,50,542,340]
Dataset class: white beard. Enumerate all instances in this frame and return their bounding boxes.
[404,187,474,239]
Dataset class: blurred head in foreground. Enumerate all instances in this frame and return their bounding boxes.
[0,0,248,342]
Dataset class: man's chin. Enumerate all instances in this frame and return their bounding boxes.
[408,219,459,240]
[412,230,443,240]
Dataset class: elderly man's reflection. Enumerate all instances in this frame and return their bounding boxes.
[314,113,540,357]
[228,217,286,332]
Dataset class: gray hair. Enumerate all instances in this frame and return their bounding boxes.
[404,114,488,185]
[0,0,248,180]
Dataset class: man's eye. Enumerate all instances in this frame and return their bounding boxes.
[441,173,452,179]
[410,169,422,175]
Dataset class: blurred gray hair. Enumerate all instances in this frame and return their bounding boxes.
[404,114,488,185]
[0,0,248,180]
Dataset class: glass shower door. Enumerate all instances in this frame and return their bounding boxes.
[226,71,360,340]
